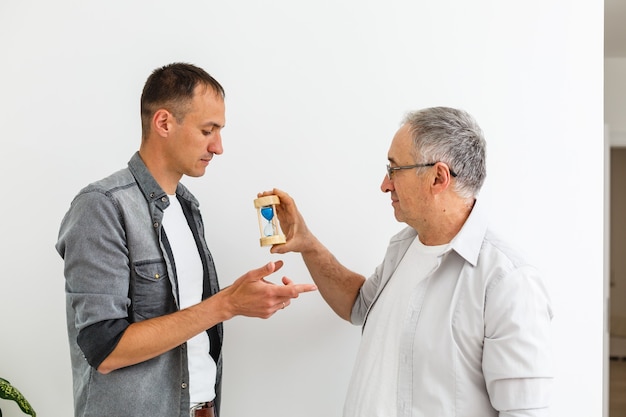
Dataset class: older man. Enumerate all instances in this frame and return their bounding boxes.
[262,107,553,417]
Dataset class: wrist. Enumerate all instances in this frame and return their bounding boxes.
[196,290,234,324]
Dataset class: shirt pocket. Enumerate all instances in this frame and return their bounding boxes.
[130,259,174,320]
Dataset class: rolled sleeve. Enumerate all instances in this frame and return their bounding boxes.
[483,266,554,415]
[57,189,132,366]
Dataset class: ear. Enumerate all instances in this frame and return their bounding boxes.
[152,109,174,138]
[430,162,453,195]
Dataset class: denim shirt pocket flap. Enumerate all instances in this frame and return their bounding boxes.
[134,260,169,282]
[131,260,173,319]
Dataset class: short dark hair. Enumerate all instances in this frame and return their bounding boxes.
[140,63,225,138]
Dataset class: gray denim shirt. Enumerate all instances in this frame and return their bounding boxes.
[56,152,223,417]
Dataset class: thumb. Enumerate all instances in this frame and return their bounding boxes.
[269,243,288,255]
[248,260,284,281]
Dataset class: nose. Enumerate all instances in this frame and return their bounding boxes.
[209,132,224,155]
[381,174,394,193]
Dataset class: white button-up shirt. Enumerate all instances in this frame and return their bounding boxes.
[346,199,553,417]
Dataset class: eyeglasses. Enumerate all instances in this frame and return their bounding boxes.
[386,162,458,180]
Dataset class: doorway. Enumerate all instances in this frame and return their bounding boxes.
[610,147,626,416]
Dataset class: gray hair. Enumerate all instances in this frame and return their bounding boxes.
[402,107,486,199]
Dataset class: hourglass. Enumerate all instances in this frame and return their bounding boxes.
[253,195,286,246]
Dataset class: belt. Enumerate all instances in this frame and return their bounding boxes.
[190,401,215,417]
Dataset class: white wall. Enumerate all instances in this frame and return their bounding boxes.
[0,1,603,416]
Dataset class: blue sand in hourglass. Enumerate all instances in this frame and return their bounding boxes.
[260,206,276,237]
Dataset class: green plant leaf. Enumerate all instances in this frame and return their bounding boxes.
[0,378,36,417]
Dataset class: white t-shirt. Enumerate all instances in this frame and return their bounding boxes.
[162,195,216,403]
[344,237,449,417]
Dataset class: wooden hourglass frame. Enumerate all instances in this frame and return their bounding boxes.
[253,195,286,246]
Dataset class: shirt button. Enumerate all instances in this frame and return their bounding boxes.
[181,383,187,389]
[154,274,160,280]
[153,222,159,228]
[161,196,168,203]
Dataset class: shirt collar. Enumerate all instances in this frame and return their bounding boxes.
[448,198,488,267]
[388,198,488,267]
[127,152,199,208]
[128,152,168,204]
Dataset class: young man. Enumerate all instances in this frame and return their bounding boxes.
[56,63,316,417]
